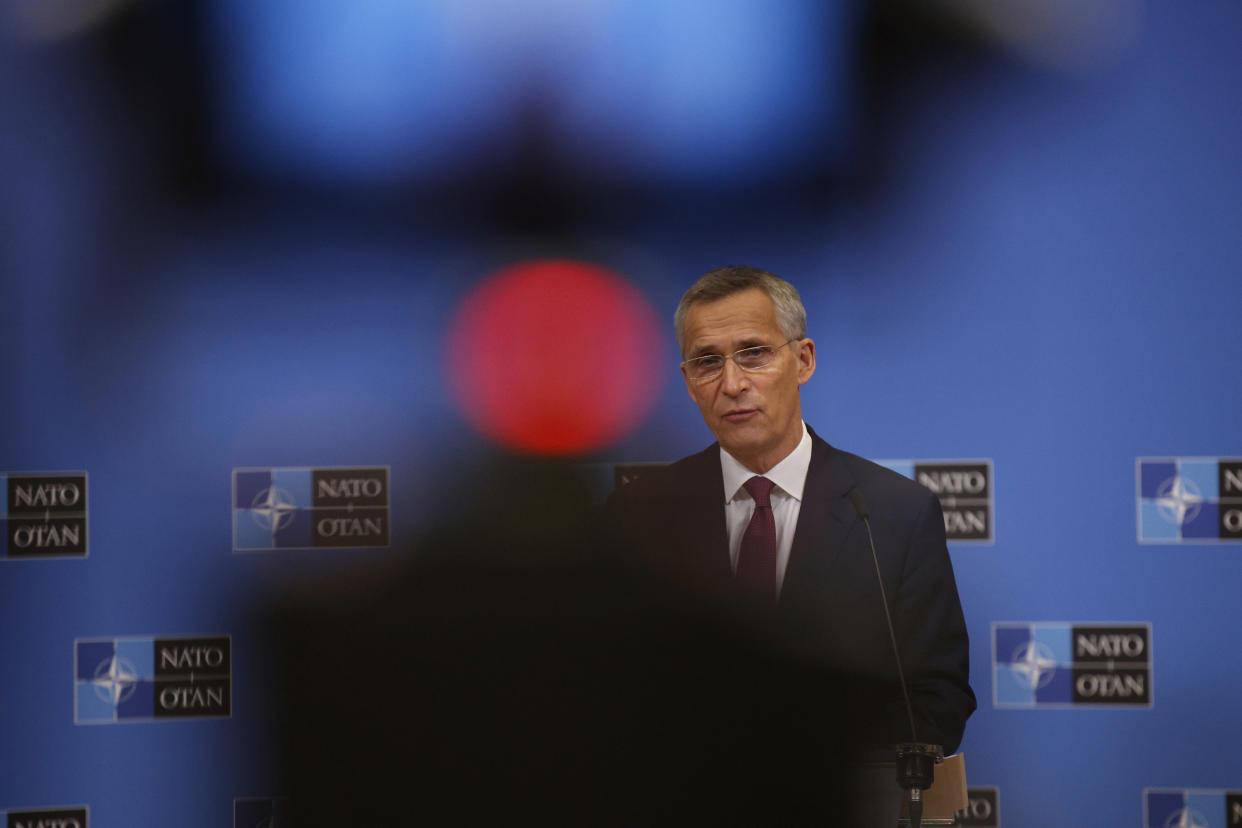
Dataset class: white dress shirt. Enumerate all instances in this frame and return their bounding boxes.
[720,421,813,597]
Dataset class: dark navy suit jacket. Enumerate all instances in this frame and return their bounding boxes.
[605,426,977,754]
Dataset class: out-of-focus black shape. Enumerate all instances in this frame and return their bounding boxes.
[40,0,1042,232]
[848,0,1014,207]
[465,90,577,238]
[270,455,878,824]
[78,0,217,200]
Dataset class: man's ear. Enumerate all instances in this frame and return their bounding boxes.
[796,338,816,387]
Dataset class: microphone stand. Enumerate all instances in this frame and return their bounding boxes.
[850,489,943,828]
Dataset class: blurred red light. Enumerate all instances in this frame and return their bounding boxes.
[448,260,664,455]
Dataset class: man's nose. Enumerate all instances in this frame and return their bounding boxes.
[720,358,748,395]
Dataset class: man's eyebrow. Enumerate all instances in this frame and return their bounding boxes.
[688,336,769,358]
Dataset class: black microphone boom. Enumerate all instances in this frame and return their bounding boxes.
[849,487,942,828]
[849,488,915,740]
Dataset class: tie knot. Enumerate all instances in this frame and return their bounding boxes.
[743,476,775,508]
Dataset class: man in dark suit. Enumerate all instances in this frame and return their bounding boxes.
[607,266,976,755]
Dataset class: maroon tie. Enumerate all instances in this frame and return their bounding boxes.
[736,476,777,604]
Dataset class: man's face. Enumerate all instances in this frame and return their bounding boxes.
[680,288,816,473]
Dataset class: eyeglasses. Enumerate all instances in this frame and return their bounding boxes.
[681,339,798,383]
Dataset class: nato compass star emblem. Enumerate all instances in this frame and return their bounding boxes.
[1155,476,1203,526]
[234,466,392,551]
[995,623,1072,707]
[250,486,297,532]
[1010,641,1057,690]
[1137,457,1242,542]
[92,655,139,705]
[1165,807,1209,828]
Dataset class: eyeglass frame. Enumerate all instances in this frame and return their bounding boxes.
[680,338,801,383]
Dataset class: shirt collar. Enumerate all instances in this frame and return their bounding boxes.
[720,421,812,503]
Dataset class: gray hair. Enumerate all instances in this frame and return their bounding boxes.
[674,266,807,356]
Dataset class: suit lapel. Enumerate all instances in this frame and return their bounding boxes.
[672,445,732,587]
[781,428,860,607]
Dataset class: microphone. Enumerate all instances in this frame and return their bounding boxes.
[849,487,942,828]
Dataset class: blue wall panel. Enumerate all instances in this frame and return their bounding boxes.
[2,1,1240,825]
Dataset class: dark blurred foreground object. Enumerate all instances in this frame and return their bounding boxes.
[269,457,884,825]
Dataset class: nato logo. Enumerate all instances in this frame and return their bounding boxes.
[234,797,286,828]
[75,636,231,723]
[1,807,88,828]
[1137,458,1242,543]
[1145,789,1242,828]
[233,466,390,552]
[2,473,87,559]
[993,622,1152,708]
[955,788,999,827]
[878,460,993,542]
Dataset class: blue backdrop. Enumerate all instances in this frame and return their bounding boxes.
[2,1,1240,825]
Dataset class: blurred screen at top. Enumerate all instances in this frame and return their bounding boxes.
[2,0,1144,197]
[203,0,859,186]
